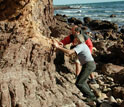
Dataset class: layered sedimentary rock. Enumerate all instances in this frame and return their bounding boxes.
[0,0,124,107]
[0,0,85,107]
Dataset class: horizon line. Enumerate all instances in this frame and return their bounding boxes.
[53,0,124,6]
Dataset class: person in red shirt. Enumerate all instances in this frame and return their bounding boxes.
[59,25,96,83]
[61,26,93,53]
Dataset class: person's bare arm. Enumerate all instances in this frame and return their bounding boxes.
[57,46,75,55]
[53,40,76,55]
[75,62,81,76]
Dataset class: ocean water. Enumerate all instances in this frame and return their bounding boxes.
[54,1,124,27]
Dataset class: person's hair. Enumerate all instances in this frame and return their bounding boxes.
[71,25,78,34]
[71,26,85,43]
[81,26,91,33]
[75,34,85,43]
[75,27,82,34]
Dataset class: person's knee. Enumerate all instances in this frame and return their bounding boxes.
[92,63,96,71]
[75,84,80,90]
[75,82,84,89]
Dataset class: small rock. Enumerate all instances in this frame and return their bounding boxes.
[100,102,112,107]
[97,80,104,85]
[106,77,114,82]
[108,96,117,104]
[110,14,116,18]
[90,83,100,89]
[86,101,96,107]
[116,98,123,105]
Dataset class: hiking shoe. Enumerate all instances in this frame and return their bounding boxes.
[88,97,97,102]
[83,96,97,102]
[86,95,97,100]
[84,97,102,107]
[83,97,97,107]
[89,79,97,84]
[86,101,96,107]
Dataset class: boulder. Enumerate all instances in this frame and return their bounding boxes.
[68,17,83,25]
[113,87,124,99]
[83,17,92,25]
[102,30,118,40]
[110,14,116,18]
[89,20,118,31]
[101,63,124,76]
[99,102,112,107]
[89,20,101,30]
[120,101,124,107]
[108,43,124,63]
[113,69,124,85]
[54,14,68,22]
[120,28,124,34]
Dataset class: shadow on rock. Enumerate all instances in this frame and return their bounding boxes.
[54,50,74,84]
[54,50,71,74]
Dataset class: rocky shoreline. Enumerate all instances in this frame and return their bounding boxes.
[0,1,123,107]
[54,5,71,10]
[50,13,124,107]
[54,5,80,10]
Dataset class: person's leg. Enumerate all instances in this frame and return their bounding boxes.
[75,62,81,76]
[75,62,96,98]
[90,73,94,79]
[89,73,96,84]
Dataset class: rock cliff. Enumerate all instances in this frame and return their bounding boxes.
[0,0,86,107]
[0,0,124,107]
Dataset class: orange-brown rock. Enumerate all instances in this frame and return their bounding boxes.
[101,63,124,76]
[0,0,87,107]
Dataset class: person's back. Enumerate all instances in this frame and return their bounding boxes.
[72,33,97,102]
[74,43,94,65]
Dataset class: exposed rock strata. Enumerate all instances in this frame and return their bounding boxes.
[0,0,124,107]
[0,0,89,107]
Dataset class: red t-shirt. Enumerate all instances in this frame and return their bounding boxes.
[60,34,93,53]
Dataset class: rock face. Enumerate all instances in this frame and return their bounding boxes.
[101,63,124,76]
[0,0,50,106]
[0,0,87,107]
[0,0,124,107]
